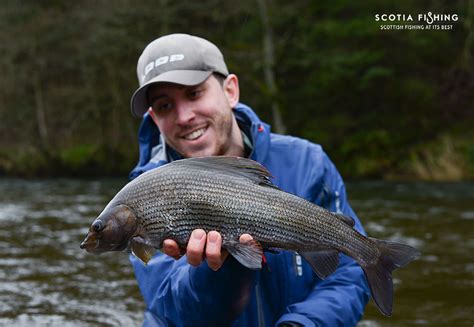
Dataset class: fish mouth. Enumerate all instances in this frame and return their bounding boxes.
[80,232,129,253]
[80,233,102,253]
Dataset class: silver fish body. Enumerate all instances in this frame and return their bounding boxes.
[81,156,419,316]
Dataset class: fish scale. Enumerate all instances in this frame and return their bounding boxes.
[81,156,419,316]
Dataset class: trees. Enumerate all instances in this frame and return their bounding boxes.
[0,1,471,178]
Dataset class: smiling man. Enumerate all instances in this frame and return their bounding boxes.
[146,74,243,158]
[129,33,370,327]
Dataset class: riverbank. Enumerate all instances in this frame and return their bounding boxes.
[1,132,472,181]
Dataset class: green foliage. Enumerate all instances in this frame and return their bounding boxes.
[59,144,99,170]
[0,146,50,177]
[398,133,473,181]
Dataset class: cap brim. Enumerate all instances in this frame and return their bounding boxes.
[130,70,213,118]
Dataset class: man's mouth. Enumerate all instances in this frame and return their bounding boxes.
[183,127,207,141]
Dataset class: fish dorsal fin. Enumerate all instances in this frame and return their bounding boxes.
[335,213,355,227]
[172,156,279,189]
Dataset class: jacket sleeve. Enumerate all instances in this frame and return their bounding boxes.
[276,151,370,327]
[131,252,257,327]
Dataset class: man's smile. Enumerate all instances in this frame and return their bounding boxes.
[182,126,208,141]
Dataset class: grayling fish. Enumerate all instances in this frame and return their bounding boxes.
[80,156,419,316]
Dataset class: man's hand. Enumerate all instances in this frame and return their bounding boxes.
[162,230,253,271]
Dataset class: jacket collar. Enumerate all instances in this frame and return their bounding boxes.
[233,103,270,163]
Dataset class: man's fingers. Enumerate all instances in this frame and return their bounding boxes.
[186,229,206,266]
[239,233,253,243]
[162,239,181,259]
[206,231,226,271]
[183,231,254,270]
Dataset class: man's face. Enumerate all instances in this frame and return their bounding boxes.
[147,74,243,158]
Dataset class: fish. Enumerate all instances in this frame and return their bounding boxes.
[80,156,419,316]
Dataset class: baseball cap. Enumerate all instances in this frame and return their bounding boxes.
[130,33,229,117]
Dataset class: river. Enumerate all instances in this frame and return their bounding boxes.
[0,178,472,326]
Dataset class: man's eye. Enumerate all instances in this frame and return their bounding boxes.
[189,89,202,98]
[153,102,172,112]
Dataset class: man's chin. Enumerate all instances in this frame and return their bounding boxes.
[186,150,217,158]
[178,145,217,158]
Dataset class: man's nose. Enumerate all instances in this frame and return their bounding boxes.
[175,103,196,125]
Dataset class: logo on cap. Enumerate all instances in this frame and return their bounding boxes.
[141,54,185,84]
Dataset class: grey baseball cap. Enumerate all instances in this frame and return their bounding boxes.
[130,33,229,117]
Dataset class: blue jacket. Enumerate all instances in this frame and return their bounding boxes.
[129,103,370,327]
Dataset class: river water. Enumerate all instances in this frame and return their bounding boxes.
[0,178,472,326]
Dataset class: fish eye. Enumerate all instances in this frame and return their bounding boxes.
[92,220,104,232]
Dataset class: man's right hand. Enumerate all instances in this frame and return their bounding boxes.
[162,230,253,271]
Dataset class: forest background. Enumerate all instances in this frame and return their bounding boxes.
[0,0,472,181]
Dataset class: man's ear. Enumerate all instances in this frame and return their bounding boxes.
[223,74,240,108]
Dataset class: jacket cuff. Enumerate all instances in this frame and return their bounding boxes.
[276,313,316,327]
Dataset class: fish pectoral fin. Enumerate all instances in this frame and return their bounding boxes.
[300,248,340,279]
[223,239,263,270]
[130,236,156,265]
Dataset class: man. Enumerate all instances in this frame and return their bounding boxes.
[129,33,370,326]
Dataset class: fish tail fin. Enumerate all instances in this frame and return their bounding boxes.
[363,238,420,316]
